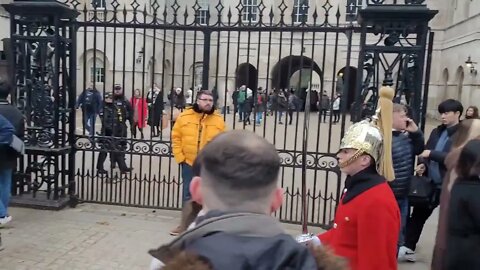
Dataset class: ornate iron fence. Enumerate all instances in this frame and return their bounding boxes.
[4,0,436,229]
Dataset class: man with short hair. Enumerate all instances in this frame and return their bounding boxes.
[0,80,24,225]
[149,130,346,270]
[389,103,424,256]
[169,90,226,236]
[401,99,463,262]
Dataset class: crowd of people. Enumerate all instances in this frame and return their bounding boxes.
[1,76,480,268]
[231,85,343,126]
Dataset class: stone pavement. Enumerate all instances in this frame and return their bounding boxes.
[0,204,437,270]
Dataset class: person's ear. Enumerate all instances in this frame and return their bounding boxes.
[360,155,371,167]
[270,188,284,214]
[190,176,203,205]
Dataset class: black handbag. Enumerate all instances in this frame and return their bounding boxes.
[408,175,434,206]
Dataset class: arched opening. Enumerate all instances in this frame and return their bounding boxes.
[271,56,322,110]
[337,66,358,110]
[289,69,321,91]
[271,56,322,90]
[442,68,449,101]
[455,66,464,101]
[235,63,258,91]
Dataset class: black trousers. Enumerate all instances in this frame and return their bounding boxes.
[333,110,340,123]
[288,109,294,124]
[96,128,128,171]
[320,109,328,122]
[405,189,441,251]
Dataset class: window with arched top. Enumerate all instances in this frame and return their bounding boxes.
[89,58,105,83]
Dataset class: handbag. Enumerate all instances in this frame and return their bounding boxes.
[408,174,434,206]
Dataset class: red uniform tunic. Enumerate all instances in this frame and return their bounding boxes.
[318,180,400,270]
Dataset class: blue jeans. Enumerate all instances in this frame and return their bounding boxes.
[0,169,12,217]
[181,163,193,202]
[83,111,96,135]
[256,112,263,124]
[237,104,245,120]
[397,198,409,247]
[277,111,284,122]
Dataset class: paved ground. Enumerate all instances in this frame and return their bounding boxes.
[0,204,438,270]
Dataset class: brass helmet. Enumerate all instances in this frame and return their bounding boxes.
[339,120,383,163]
[338,86,396,181]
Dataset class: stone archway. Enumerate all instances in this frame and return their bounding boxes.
[235,63,258,91]
[270,56,322,91]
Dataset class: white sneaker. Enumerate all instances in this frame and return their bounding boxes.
[398,246,407,261]
[0,216,12,225]
[404,247,416,262]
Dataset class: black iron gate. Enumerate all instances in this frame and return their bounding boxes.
[4,0,436,228]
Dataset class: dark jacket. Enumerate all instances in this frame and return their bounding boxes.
[76,88,102,114]
[100,100,131,136]
[0,101,24,169]
[389,130,425,198]
[149,211,343,270]
[445,178,480,270]
[420,124,459,186]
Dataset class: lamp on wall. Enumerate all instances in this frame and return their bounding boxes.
[465,56,477,75]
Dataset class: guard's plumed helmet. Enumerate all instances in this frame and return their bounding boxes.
[338,85,396,181]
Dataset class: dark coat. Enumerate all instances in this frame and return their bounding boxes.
[162,245,347,270]
[0,101,24,169]
[151,211,348,270]
[388,130,425,199]
[445,179,480,270]
[76,88,103,114]
[147,91,164,127]
[420,124,459,186]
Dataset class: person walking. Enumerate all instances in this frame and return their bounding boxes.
[332,94,341,123]
[431,119,480,270]
[147,85,164,137]
[0,80,24,225]
[444,139,480,269]
[401,99,463,262]
[318,90,330,123]
[389,103,424,258]
[130,89,148,139]
[254,87,267,126]
[96,90,133,174]
[169,90,226,236]
[76,85,102,135]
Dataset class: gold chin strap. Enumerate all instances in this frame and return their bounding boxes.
[338,149,364,169]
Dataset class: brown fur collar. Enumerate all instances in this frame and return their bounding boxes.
[162,245,349,270]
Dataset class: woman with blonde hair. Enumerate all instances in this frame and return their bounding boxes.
[432,119,480,270]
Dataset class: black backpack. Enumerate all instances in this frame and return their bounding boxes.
[83,90,96,111]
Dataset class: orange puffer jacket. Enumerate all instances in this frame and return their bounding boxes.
[171,108,225,165]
